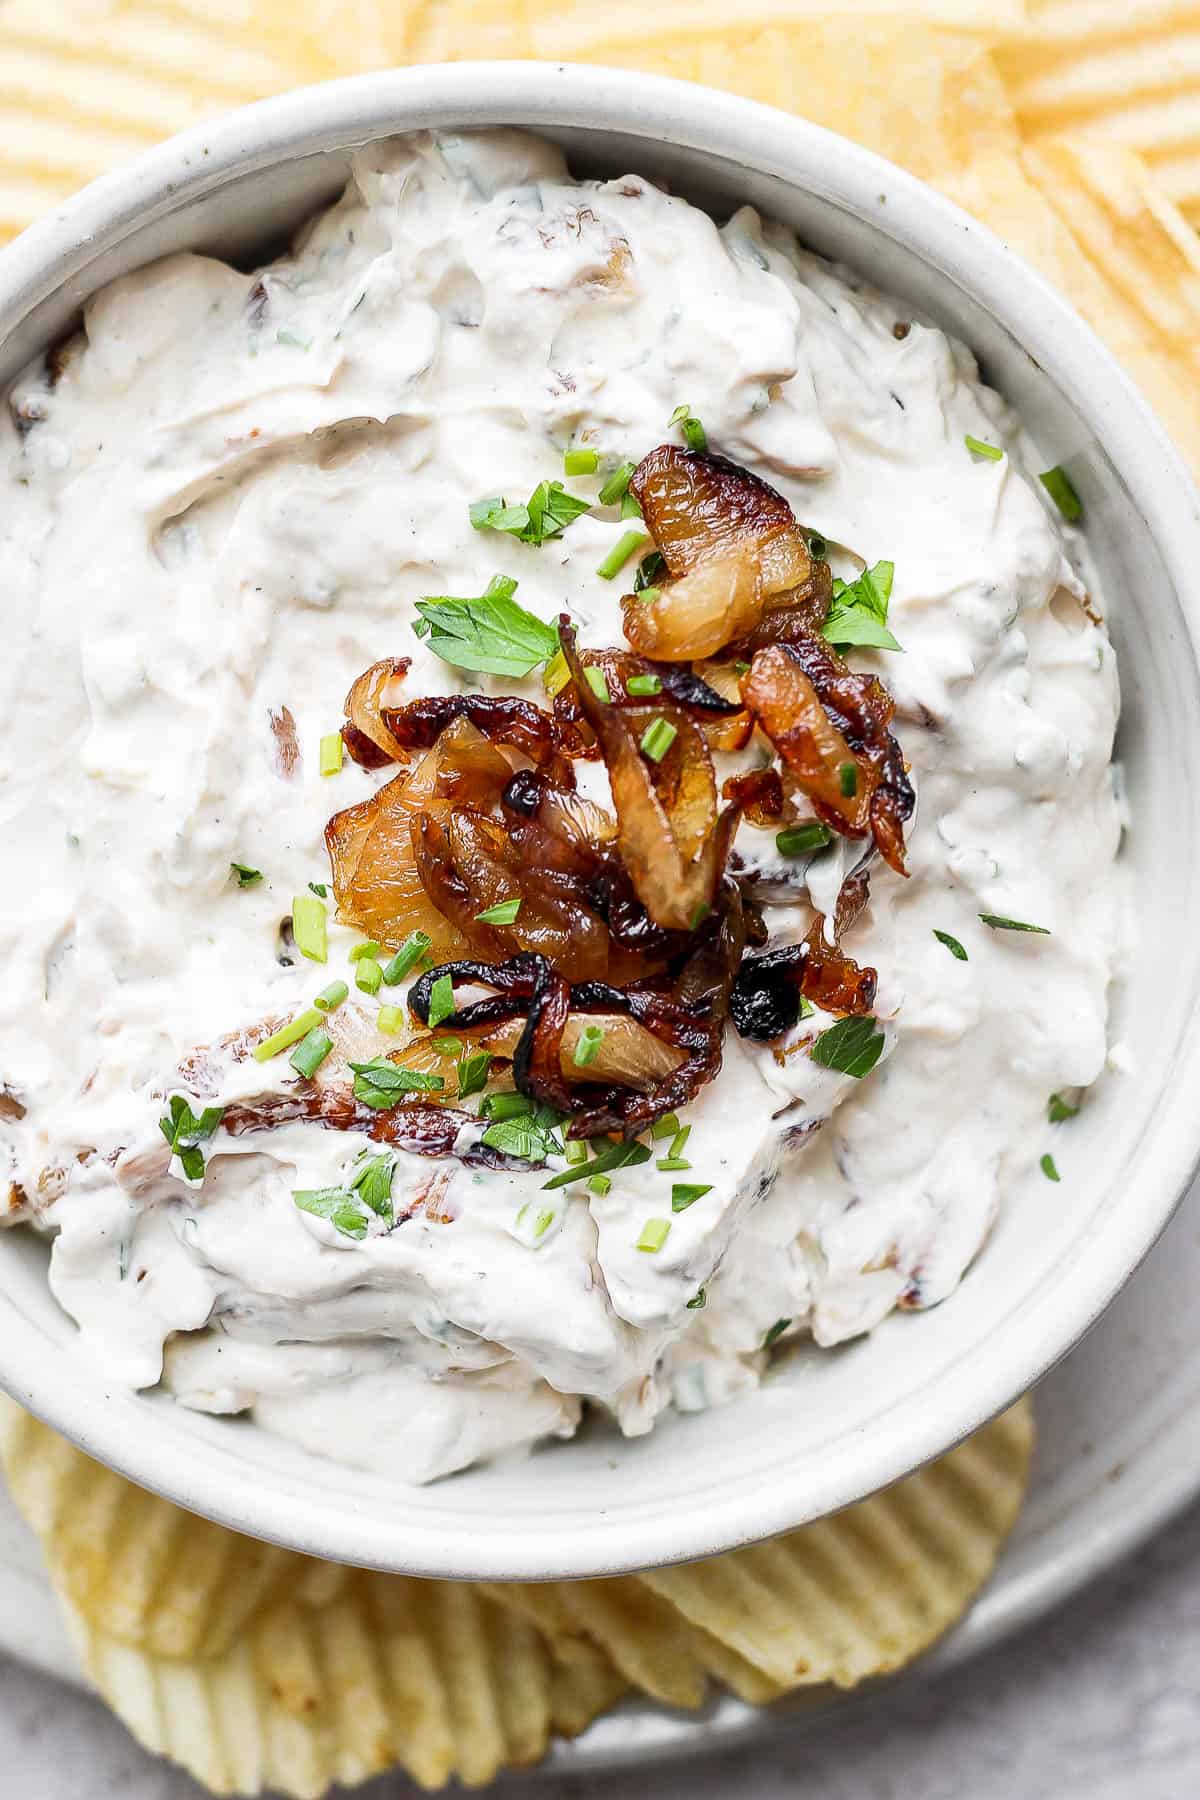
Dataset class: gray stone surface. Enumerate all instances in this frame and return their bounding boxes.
[3,1495,1199,1800]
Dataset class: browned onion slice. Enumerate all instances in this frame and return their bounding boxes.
[220,1090,529,1169]
[341,657,412,767]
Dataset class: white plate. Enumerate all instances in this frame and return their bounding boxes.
[6,1166,1200,1772]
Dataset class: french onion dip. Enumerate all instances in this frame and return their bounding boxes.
[0,131,1124,1482]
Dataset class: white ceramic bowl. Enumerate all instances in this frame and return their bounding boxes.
[3,62,1200,1582]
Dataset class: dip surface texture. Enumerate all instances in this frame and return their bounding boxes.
[0,132,1123,1482]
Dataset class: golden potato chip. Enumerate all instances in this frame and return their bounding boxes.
[64,1571,561,1796]
[546,1640,630,1737]
[641,1399,1033,1689]
[0,1399,345,1659]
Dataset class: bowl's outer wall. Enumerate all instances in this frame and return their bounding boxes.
[3,65,1200,1581]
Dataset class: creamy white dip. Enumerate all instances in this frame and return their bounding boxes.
[0,131,1124,1483]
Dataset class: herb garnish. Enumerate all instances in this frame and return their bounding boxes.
[839,762,858,797]
[634,550,667,593]
[426,972,455,1029]
[965,434,1004,461]
[763,1317,792,1348]
[978,914,1050,935]
[1039,465,1082,522]
[640,717,677,763]
[159,1095,224,1183]
[669,404,707,452]
[230,862,263,888]
[319,732,344,777]
[475,897,522,926]
[456,1049,492,1099]
[291,893,327,964]
[776,821,832,858]
[671,1182,711,1212]
[349,1057,444,1109]
[290,1026,333,1079]
[482,1106,564,1166]
[933,929,968,961]
[811,1015,885,1079]
[542,1139,652,1191]
[1048,1093,1079,1123]
[414,576,560,679]
[596,529,648,581]
[1040,1153,1061,1182]
[382,932,431,985]
[469,480,591,547]
[573,1024,605,1068]
[350,1150,396,1223]
[598,460,637,507]
[822,560,902,652]
[564,447,600,476]
[293,1187,370,1240]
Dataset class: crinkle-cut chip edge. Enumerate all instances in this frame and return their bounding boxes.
[639,1399,1034,1690]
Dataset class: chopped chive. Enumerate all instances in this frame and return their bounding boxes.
[776,821,833,857]
[839,762,858,798]
[382,931,431,984]
[807,533,828,560]
[620,491,643,520]
[598,460,636,506]
[637,585,662,605]
[427,972,455,1029]
[230,862,262,888]
[965,434,1003,461]
[669,1124,691,1159]
[979,913,1050,935]
[933,929,968,961]
[377,1004,404,1034]
[639,717,677,763]
[686,1287,707,1310]
[656,1157,692,1173]
[314,980,349,1011]
[564,447,600,476]
[734,659,750,676]
[588,1172,612,1197]
[476,897,521,926]
[543,1140,651,1191]
[289,1026,333,1079]
[636,1216,672,1253]
[355,958,383,995]
[534,1207,556,1237]
[689,901,710,931]
[1048,1092,1078,1123]
[573,1023,605,1068]
[763,1317,792,1349]
[252,1007,323,1062]
[651,1113,681,1142]
[584,666,610,703]
[1041,1152,1061,1182]
[634,550,666,593]
[319,732,344,777]
[543,648,571,696]
[307,881,328,898]
[564,1138,590,1166]
[484,1092,534,1123]
[625,672,662,697]
[349,941,382,962]
[671,1182,711,1212]
[669,403,707,452]
[1039,465,1082,522]
[596,529,648,581]
[291,894,327,964]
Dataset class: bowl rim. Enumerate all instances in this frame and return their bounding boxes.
[4,59,1200,1580]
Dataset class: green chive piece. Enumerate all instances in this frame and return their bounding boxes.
[534,1207,556,1237]
[839,762,858,798]
[637,585,662,604]
[634,550,666,593]
[573,1024,605,1068]
[807,534,828,560]
[377,1004,404,1034]
[289,1026,333,1080]
[598,460,636,506]
[656,1157,692,1173]
[565,1138,590,1166]
[382,931,431,984]
[669,1124,691,1159]
[1048,1092,1079,1123]
[1039,465,1083,522]
[427,972,455,1029]
[636,1216,672,1253]
[476,897,521,926]
[314,980,349,1011]
[1041,1152,1061,1182]
[319,732,344,777]
[230,862,263,888]
[763,1317,792,1348]
[564,447,600,476]
[543,1140,651,1191]
[483,1092,534,1123]
[651,1113,681,1142]
[291,894,327,964]
[252,1007,323,1062]
[588,1173,612,1197]
[776,821,833,857]
[349,941,382,963]
[640,717,677,763]
[620,491,643,520]
[686,1287,707,1310]
[671,1182,712,1212]
[965,434,1004,461]
[978,913,1051,934]
[543,648,571,697]
[596,529,648,581]
[933,929,968,961]
[811,1015,885,1079]
[625,672,662,698]
[669,403,707,452]
[355,958,383,995]
[584,666,611,702]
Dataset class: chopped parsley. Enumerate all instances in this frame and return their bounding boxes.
[979,913,1050,935]
[482,1107,563,1166]
[158,1095,225,1183]
[469,480,591,547]
[475,897,522,926]
[414,576,559,678]
[686,1287,707,1310]
[230,862,263,888]
[822,559,902,652]
[1040,1153,1061,1182]
[349,1150,396,1223]
[811,1015,885,1079]
[293,1187,370,1241]
[426,972,456,1029]
[307,881,328,898]
[933,929,968,961]
[1039,465,1082,522]
[670,1182,711,1212]
[1048,1092,1079,1124]
[634,550,667,593]
[763,1317,792,1348]
[349,1057,444,1109]
[456,1048,492,1099]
